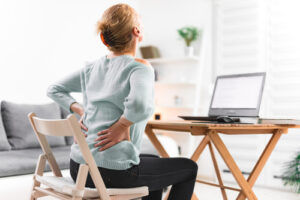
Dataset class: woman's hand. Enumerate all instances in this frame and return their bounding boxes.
[74,113,88,144]
[79,114,88,132]
[94,116,133,151]
[70,102,88,144]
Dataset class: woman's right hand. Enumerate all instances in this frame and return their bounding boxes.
[94,116,133,151]
[74,113,88,144]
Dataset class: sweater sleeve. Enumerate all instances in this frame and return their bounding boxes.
[46,68,82,113]
[123,66,155,123]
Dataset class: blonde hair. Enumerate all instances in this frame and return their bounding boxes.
[96,3,139,53]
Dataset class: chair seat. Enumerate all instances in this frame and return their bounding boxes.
[35,175,149,199]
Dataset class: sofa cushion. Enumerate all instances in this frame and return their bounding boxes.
[0,146,71,177]
[0,103,11,151]
[1,101,66,149]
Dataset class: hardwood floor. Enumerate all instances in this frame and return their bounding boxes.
[0,170,299,200]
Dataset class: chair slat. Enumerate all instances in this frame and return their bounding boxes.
[32,116,74,137]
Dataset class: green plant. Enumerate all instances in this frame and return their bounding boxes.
[177,26,200,47]
[281,151,300,193]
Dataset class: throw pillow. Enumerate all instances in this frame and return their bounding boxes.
[0,103,11,150]
[1,100,67,149]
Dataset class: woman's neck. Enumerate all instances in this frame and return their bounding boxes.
[108,39,138,58]
[110,51,135,57]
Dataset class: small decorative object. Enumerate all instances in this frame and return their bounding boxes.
[177,26,200,56]
[174,95,183,106]
[281,151,300,193]
[154,113,161,120]
[140,45,161,59]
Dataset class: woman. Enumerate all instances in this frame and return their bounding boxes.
[47,3,198,200]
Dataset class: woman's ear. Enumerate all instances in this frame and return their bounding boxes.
[133,26,143,42]
[132,26,141,37]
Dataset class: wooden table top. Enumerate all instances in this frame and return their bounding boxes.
[148,119,300,128]
[146,120,300,135]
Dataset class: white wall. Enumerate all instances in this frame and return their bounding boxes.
[138,0,215,179]
[0,0,213,106]
[138,0,211,57]
[0,0,138,104]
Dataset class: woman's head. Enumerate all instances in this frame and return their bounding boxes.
[96,3,143,53]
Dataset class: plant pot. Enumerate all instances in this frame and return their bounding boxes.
[184,46,194,57]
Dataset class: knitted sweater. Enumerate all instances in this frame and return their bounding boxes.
[46,54,155,170]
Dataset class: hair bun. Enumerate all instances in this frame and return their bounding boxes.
[96,3,139,53]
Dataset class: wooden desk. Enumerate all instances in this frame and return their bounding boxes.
[145,120,300,200]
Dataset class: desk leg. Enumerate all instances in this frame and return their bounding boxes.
[209,132,258,200]
[145,126,170,158]
[145,126,198,200]
[236,130,283,200]
[208,142,228,200]
[191,135,210,161]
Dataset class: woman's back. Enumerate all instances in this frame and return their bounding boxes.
[47,54,155,170]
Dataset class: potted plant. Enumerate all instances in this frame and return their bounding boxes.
[177,26,200,56]
[281,151,300,193]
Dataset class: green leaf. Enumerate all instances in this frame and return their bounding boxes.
[281,151,300,193]
[177,26,201,46]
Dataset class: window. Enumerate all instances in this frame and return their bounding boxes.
[213,0,300,189]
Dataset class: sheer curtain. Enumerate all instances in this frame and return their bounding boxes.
[213,0,300,189]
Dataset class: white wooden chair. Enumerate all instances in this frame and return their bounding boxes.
[28,112,148,200]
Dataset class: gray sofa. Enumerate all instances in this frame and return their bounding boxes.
[0,100,158,178]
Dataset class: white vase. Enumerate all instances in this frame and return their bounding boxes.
[184,46,194,57]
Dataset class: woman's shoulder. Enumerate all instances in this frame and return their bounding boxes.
[82,57,105,74]
[128,58,154,79]
[133,58,152,67]
[130,58,154,74]
[85,56,106,67]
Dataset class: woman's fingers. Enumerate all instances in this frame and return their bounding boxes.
[97,129,109,136]
[79,114,88,131]
[94,139,110,147]
[99,142,115,151]
[94,133,110,141]
[80,122,88,131]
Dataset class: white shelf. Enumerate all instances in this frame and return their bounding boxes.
[147,56,201,64]
[156,104,194,109]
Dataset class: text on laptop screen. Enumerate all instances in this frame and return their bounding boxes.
[211,75,265,109]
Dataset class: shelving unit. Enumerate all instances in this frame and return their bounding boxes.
[154,81,197,86]
[147,56,203,120]
[146,54,206,157]
[147,56,201,64]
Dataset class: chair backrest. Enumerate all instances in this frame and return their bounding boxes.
[28,112,110,200]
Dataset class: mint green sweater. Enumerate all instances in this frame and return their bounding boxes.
[47,54,155,170]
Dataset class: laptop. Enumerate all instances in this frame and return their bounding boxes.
[178,72,266,123]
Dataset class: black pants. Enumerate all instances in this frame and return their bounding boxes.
[70,154,198,200]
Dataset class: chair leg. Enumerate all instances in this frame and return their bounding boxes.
[30,154,47,200]
[72,164,89,200]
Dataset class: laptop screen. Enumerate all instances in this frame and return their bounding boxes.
[208,72,266,117]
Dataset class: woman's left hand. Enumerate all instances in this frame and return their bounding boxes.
[94,119,131,151]
[74,113,88,144]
